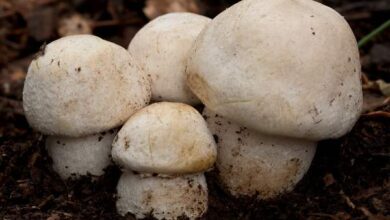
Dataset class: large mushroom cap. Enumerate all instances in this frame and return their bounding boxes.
[23,34,151,137]
[129,13,210,104]
[203,108,316,198]
[187,0,362,141]
[112,102,217,175]
[46,130,117,179]
[116,172,208,219]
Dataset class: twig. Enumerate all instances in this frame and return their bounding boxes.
[91,18,143,28]
[363,111,390,118]
[358,207,373,218]
[340,190,356,209]
[358,19,390,48]
[344,12,371,21]
[308,213,338,220]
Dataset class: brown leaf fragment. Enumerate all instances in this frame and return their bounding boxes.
[362,90,389,113]
[376,80,390,97]
[58,14,92,37]
[323,173,336,187]
[143,0,204,20]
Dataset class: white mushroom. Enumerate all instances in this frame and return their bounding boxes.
[112,102,217,219]
[116,172,207,220]
[23,34,151,137]
[112,102,217,175]
[186,0,363,141]
[203,108,316,198]
[129,13,210,104]
[46,130,117,179]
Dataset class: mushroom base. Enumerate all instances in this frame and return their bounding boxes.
[116,172,208,220]
[203,108,317,199]
[216,139,316,199]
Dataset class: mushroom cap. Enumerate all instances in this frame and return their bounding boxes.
[46,130,117,179]
[112,102,217,175]
[129,13,210,104]
[23,35,151,137]
[203,108,316,199]
[187,0,363,141]
[116,172,208,219]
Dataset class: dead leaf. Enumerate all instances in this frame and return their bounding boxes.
[46,213,60,220]
[363,111,390,118]
[323,173,336,187]
[376,80,390,97]
[371,198,386,213]
[362,90,389,112]
[143,0,204,20]
[58,14,92,37]
[335,212,352,220]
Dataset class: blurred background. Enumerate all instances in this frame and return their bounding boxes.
[0,0,389,219]
[0,0,390,102]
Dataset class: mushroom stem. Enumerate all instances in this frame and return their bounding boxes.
[217,138,316,198]
[116,171,208,220]
[204,109,316,199]
[46,130,117,180]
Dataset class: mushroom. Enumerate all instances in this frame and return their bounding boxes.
[186,0,362,198]
[112,102,217,219]
[203,108,316,198]
[186,0,363,141]
[23,34,151,137]
[46,130,117,180]
[128,13,210,105]
[23,34,151,179]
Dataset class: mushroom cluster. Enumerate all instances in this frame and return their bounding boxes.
[23,0,363,219]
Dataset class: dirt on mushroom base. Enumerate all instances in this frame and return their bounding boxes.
[0,97,389,219]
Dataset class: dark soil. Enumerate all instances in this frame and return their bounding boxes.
[1,0,389,219]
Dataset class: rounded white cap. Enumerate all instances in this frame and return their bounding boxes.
[112,102,217,175]
[116,172,208,219]
[129,13,210,104]
[187,0,362,141]
[23,35,151,137]
[204,108,316,198]
[46,130,117,179]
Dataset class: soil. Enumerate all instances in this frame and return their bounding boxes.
[0,0,389,219]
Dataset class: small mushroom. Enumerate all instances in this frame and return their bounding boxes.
[112,102,217,219]
[203,108,316,198]
[46,130,117,179]
[23,34,151,137]
[186,0,363,141]
[128,13,210,105]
